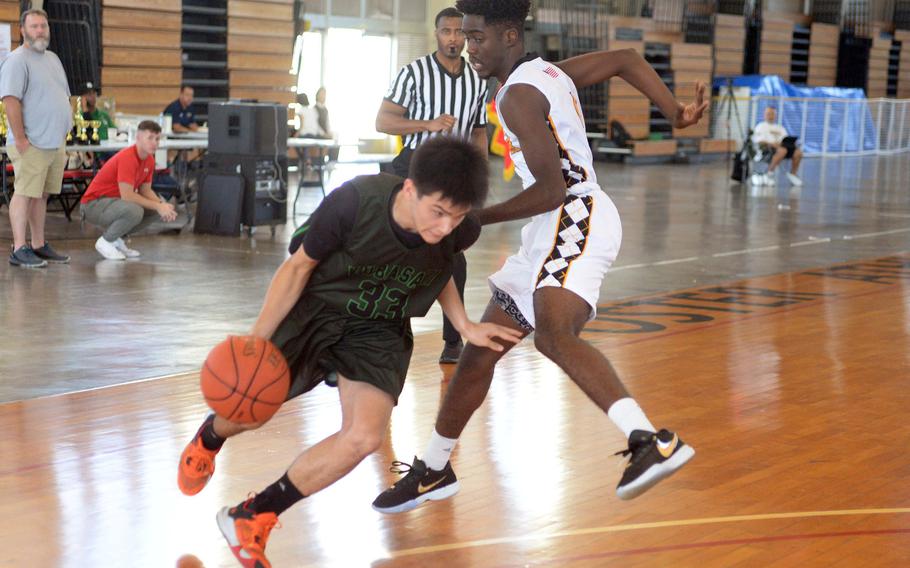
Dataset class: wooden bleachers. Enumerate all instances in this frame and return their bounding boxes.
[101,0,182,116]
[713,14,745,77]
[759,17,794,79]
[898,30,910,98]
[0,0,19,53]
[867,33,892,98]
[227,0,296,106]
[807,22,839,87]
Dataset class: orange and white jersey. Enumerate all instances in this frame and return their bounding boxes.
[495,54,598,195]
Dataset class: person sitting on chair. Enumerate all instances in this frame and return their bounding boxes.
[751,106,802,186]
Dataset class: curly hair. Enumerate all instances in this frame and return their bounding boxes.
[454,0,530,30]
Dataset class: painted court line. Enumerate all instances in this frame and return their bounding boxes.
[712,245,781,258]
[499,528,910,566]
[844,227,910,239]
[383,508,910,559]
[651,256,700,266]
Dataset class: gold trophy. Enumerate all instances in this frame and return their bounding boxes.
[70,96,83,146]
[0,102,7,147]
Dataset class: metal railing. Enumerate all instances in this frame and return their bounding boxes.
[712,93,910,157]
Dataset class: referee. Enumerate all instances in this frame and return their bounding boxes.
[376,6,488,364]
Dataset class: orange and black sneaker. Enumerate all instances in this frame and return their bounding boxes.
[177,414,220,496]
[216,498,279,568]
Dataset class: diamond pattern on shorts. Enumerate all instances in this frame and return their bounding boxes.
[536,194,594,287]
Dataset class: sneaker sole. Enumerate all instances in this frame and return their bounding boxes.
[216,507,241,547]
[178,470,212,496]
[9,261,47,268]
[215,507,268,568]
[616,445,695,501]
[372,481,461,514]
[95,243,126,260]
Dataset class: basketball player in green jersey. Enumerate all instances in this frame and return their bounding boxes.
[373,0,709,515]
[176,137,522,568]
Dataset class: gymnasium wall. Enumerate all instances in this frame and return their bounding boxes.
[100,0,182,116]
[98,0,296,115]
[227,0,296,106]
[0,0,20,53]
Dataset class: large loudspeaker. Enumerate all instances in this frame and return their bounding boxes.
[195,174,245,236]
[204,153,288,230]
[208,102,288,155]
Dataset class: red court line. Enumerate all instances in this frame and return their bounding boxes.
[498,527,910,566]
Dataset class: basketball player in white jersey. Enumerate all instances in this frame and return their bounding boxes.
[373,0,709,513]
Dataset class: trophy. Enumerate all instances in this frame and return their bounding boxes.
[0,102,7,147]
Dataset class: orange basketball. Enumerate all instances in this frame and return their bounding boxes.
[175,554,204,568]
[200,335,290,423]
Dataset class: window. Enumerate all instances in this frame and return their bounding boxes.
[296,31,324,106]
[324,29,392,143]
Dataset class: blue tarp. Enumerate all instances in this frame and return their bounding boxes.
[713,75,877,153]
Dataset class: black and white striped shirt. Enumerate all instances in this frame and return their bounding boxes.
[384,53,488,150]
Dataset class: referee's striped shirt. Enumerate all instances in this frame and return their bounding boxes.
[384,53,488,150]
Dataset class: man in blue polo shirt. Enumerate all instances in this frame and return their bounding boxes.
[163,85,198,132]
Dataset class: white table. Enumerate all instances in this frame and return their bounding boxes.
[1,138,346,216]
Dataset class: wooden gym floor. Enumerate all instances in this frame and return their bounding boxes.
[1,153,909,567]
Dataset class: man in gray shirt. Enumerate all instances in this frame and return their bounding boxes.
[0,9,73,267]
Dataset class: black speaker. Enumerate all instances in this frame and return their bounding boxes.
[204,153,288,229]
[208,102,288,155]
[195,174,245,236]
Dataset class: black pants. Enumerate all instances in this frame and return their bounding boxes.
[390,148,467,345]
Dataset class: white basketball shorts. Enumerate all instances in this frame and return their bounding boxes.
[488,188,622,330]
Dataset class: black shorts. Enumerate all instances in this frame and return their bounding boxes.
[782,137,798,159]
[270,297,414,404]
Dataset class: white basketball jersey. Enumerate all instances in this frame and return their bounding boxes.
[495,55,598,194]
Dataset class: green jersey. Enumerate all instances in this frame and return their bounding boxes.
[291,173,479,321]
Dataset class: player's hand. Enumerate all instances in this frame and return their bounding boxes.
[461,321,523,352]
[673,81,709,128]
[428,114,457,133]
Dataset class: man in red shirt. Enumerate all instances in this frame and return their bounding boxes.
[80,120,180,260]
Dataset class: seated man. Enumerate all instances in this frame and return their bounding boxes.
[163,84,198,133]
[80,83,115,141]
[751,106,802,186]
[162,84,203,185]
[80,120,184,260]
[79,82,117,166]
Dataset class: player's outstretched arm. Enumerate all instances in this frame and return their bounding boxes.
[250,248,320,340]
[555,49,708,128]
[436,278,523,351]
[475,85,567,226]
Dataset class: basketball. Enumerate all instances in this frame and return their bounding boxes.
[175,554,204,568]
[200,335,290,424]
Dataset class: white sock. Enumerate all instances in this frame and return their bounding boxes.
[423,429,458,471]
[607,398,656,439]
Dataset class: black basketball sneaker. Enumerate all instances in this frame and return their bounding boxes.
[372,457,460,514]
[615,429,695,500]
